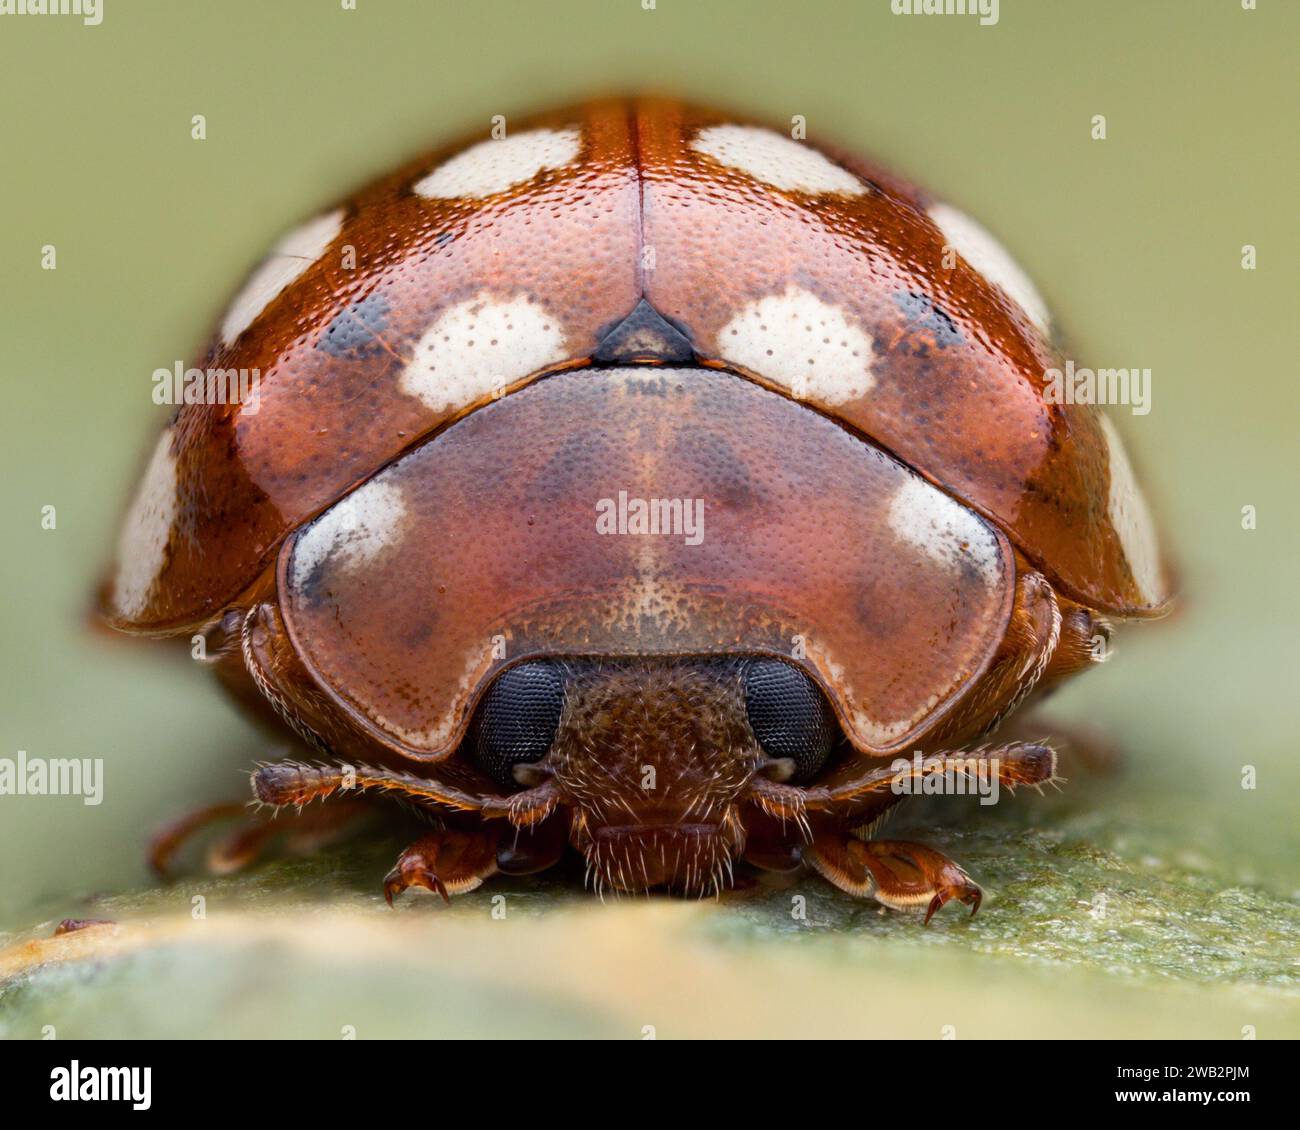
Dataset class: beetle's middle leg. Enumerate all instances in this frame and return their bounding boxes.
[148,796,375,878]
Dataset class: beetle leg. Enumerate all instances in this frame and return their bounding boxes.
[252,759,490,813]
[383,828,501,905]
[150,797,375,878]
[749,740,1058,821]
[1031,601,1113,700]
[804,833,982,923]
[251,757,562,827]
[149,802,248,878]
[205,819,282,875]
[207,800,374,874]
[1002,714,1121,775]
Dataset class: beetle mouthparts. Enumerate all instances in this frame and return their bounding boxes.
[581,819,738,896]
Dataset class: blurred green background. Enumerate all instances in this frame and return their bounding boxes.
[1,0,1296,1037]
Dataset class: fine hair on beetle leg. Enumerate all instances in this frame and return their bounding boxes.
[748,739,1059,819]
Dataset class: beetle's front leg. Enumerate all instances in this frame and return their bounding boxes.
[804,830,982,924]
[383,827,502,905]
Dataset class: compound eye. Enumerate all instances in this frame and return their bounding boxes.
[742,659,838,782]
[467,662,564,787]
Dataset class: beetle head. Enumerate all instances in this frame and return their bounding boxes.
[463,656,839,895]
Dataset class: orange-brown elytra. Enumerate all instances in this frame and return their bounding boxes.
[102,98,1172,919]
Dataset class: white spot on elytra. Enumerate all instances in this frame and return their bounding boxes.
[112,430,179,620]
[928,203,1052,334]
[413,128,582,200]
[1099,415,1164,606]
[717,285,876,404]
[691,125,865,196]
[887,475,1001,586]
[292,479,408,588]
[398,293,566,413]
[219,209,344,346]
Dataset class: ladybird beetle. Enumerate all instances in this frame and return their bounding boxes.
[101,98,1172,921]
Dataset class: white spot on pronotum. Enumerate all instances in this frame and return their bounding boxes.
[362,643,497,751]
[413,128,582,199]
[887,475,1001,585]
[219,209,344,346]
[398,293,566,413]
[691,124,865,195]
[292,479,409,587]
[1099,415,1165,606]
[928,203,1051,334]
[717,285,876,404]
[112,430,179,620]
